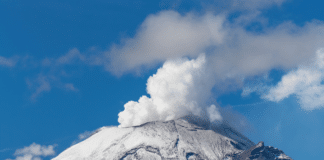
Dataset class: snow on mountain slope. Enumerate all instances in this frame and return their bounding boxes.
[53,126,134,159]
[52,117,255,160]
[229,141,293,160]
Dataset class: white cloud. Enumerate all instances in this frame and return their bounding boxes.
[64,83,78,92]
[27,74,79,100]
[0,148,10,152]
[27,75,52,101]
[71,130,94,145]
[6,143,56,160]
[241,74,271,97]
[201,0,286,12]
[102,10,324,93]
[5,2,324,103]
[41,48,85,67]
[208,21,324,82]
[78,131,92,140]
[118,54,222,127]
[56,48,85,65]
[26,48,84,100]
[106,11,226,76]
[263,49,324,110]
[0,56,17,67]
[231,0,286,10]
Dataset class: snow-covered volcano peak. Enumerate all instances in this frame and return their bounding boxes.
[52,117,291,160]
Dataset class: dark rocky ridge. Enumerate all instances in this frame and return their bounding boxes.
[227,141,292,160]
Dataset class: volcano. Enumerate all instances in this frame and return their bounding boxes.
[52,116,292,160]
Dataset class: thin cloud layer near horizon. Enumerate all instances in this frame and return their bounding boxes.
[1,0,324,160]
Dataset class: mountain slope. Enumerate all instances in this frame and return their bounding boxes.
[53,117,254,160]
[52,117,291,160]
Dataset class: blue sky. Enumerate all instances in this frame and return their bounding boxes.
[1,0,324,159]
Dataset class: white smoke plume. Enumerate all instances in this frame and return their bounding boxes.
[118,54,222,127]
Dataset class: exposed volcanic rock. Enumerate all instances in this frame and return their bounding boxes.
[226,141,293,160]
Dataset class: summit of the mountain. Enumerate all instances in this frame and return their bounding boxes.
[52,116,292,160]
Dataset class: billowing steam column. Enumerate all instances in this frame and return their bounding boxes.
[118,54,222,128]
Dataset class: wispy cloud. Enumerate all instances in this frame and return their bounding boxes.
[99,9,324,90]
[27,75,52,101]
[2,48,89,100]
[40,48,85,67]
[105,11,227,76]
[0,148,11,152]
[263,49,324,110]
[241,74,272,97]
[3,0,324,106]
[71,130,94,145]
[64,83,78,92]
[200,0,287,12]
[56,48,85,65]
[25,48,84,100]
[6,143,56,160]
[243,49,324,110]
[0,56,17,67]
